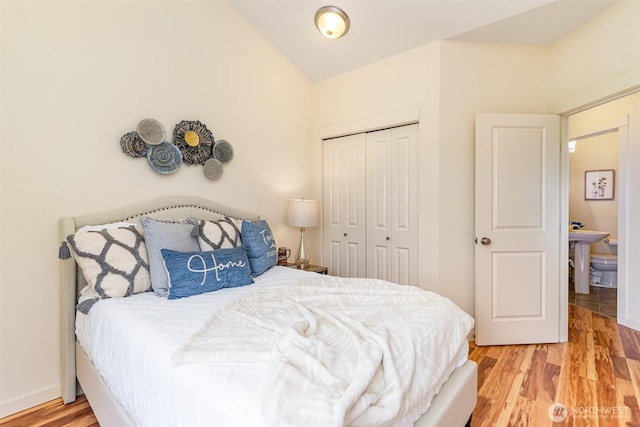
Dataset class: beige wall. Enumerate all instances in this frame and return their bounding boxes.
[437,41,548,312]
[0,1,314,416]
[314,41,549,315]
[2,0,639,418]
[314,0,639,332]
[547,0,640,110]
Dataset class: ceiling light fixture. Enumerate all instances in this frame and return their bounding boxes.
[314,6,350,39]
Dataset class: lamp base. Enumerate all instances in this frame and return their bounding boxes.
[295,227,310,270]
[295,259,310,269]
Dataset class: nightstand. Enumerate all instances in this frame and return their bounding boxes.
[284,263,328,275]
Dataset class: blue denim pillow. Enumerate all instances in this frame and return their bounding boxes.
[241,220,277,276]
[161,247,254,300]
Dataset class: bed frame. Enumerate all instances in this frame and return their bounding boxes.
[59,196,477,427]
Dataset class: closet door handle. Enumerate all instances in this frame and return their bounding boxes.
[344,233,348,237]
[386,236,390,241]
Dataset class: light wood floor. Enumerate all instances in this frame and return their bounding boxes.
[0,394,97,427]
[470,304,640,427]
[1,304,638,427]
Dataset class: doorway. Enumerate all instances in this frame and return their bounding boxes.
[567,130,619,318]
[564,91,640,328]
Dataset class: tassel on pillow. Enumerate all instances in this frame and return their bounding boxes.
[58,241,71,260]
[190,219,201,237]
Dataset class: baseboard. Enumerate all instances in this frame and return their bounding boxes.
[618,316,640,332]
[0,383,59,418]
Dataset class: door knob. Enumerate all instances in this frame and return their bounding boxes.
[480,237,491,245]
[343,233,348,237]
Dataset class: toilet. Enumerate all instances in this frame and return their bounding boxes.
[591,238,618,288]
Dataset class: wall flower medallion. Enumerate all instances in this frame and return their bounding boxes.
[120,131,149,158]
[173,120,214,165]
[136,118,166,145]
[147,142,183,174]
[213,139,234,164]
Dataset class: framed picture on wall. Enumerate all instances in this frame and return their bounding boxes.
[585,169,614,200]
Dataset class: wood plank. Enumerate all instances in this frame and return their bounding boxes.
[541,362,561,403]
[627,359,640,401]
[0,395,98,427]
[615,377,639,426]
[520,345,548,400]
[619,325,640,360]
[546,342,565,366]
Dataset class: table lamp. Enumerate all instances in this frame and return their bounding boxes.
[285,198,318,269]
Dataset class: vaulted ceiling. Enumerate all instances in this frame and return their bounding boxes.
[230,0,617,82]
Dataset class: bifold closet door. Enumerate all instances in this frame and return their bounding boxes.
[323,133,367,277]
[366,124,418,285]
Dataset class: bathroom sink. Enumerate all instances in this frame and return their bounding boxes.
[569,230,610,294]
[569,230,610,243]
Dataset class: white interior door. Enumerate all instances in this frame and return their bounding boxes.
[366,124,418,285]
[475,113,562,345]
[323,133,366,277]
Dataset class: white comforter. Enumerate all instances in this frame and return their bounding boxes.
[76,267,474,427]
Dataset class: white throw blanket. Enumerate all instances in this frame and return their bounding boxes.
[173,275,474,427]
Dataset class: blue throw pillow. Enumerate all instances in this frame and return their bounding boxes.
[241,220,277,276]
[161,247,254,300]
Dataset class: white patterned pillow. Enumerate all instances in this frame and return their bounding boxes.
[197,217,242,251]
[67,224,150,313]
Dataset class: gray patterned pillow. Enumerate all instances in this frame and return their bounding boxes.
[67,225,150,313]
[197,217,242,251]
[140,217,200,297]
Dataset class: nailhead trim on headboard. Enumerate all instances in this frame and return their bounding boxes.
[120,204,230,222]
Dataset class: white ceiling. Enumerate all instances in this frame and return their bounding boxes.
[230,0,617,82]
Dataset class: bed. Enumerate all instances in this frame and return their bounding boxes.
[59,196,477,427]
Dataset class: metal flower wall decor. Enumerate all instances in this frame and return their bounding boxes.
[119,118,235,180]
[174,120,214,165]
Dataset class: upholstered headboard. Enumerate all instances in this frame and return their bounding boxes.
[58,196,260,403]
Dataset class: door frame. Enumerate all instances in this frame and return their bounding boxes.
[558,88,640,333]
[559,115,569,342]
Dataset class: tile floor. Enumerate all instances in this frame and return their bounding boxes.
[568,281,617,318]
[568,249,617,319]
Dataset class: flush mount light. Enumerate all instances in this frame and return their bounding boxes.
[314,6,350,39]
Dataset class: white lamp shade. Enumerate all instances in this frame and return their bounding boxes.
[286,199,318,228]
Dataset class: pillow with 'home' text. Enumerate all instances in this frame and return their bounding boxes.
[161,246,254,299]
